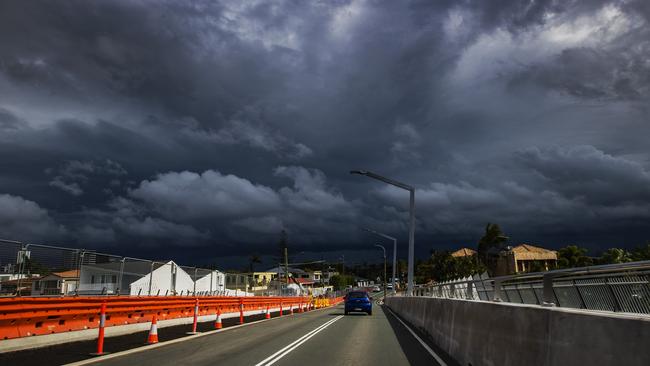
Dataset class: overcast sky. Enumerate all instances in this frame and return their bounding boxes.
[1,0,649,268]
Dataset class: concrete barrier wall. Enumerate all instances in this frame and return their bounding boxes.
[386,296,650,366]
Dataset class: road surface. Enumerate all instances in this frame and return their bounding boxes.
[75,303,454,366]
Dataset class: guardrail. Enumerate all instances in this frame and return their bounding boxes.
[0,295,346,341]
[412,260,650,315]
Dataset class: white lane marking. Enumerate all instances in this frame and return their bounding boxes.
[384,307,448,366]
[255,315,344,366]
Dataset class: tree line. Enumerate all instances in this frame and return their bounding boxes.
[415,223,650,284]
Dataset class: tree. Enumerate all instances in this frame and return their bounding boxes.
[631,242,650,261]
[428,251,457,282]
[416,250,486,283]
[557,245,593,268]
[454,255,486,278]
[598,248,631,265]
[476,223,508,264]
[329,275,354,291]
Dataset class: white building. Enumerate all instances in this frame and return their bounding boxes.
[193,270,225,294]
[127,261,194,296]
[76,260,226,296]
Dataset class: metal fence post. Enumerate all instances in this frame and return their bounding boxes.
[117,258,125,296]
[75,250,85,297]
[466,281,474,300]
[148,261,154,296]
[542,273,556,307]
[16,243,27,297]
[193,268,197,296]
[492,279,503,302]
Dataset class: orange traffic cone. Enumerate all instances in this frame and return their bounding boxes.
[265,305,271,319]
[147,315,159,344]
[215,308,222,329]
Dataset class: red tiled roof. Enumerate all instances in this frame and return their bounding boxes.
[294,278,314,285]
[51,270,80,278]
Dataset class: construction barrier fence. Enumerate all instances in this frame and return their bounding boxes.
[0,295,344,341]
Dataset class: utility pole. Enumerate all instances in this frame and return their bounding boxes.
[279,229,290,293]
[284,247,289,287]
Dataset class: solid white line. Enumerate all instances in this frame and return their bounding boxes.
[384,307,448,366]
[263,316,343,366]
[255,315,343,366]
[254,316,341,366]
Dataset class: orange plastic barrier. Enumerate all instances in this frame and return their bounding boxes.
[0,296,315,340]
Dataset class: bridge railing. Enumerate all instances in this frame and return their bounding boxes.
[413,261,650,315]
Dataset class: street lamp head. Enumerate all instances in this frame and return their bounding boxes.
[349,170,368,175]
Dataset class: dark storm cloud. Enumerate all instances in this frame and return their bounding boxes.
[1,0,649,263]
[0,108,25,130]
[0,194,65,241]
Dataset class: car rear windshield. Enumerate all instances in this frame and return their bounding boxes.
[347,292,368,299]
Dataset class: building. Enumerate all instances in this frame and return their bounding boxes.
[248,271,276,287]
[355,277,371,288]
[0,276,40,296]
[76,260,225,296]
[321,269,339,284]
[308,270,321,282]
[294,278,315,289]
[194,270,226,294]
[264,266,310,280]
[225,273,251,292]
[31,270,79,296]
[494,244,558,276]
[451,248,477,257]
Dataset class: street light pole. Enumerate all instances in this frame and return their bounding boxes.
[351,170,416,296]
[374,244,387,298]
[363,228,397,295]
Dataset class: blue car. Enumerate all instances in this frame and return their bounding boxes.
[344,291,372,315]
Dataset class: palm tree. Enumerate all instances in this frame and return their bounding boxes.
[249,254,262,273]
[477,223,508,264]
[557,245,593,268]
[599,248,631,264]
[631,242,650,261]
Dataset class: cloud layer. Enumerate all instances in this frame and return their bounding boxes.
[1,0,649,264]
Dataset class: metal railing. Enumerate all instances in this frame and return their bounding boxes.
[413,261,650,315]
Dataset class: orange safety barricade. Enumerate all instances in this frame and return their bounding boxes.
[0,295,312,341]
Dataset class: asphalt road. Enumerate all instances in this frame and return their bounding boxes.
[72,302,455,366]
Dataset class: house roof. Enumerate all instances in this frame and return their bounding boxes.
[294,278,314,285]
[451,248,477,257]
[51,270,80,278]
[510,244,557,261]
